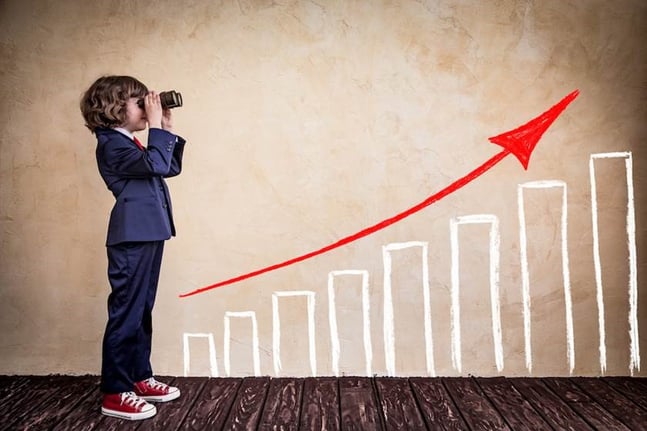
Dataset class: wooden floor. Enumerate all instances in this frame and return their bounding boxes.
[1,375,646,430]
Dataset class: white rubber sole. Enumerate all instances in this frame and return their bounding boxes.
[139,388,181,403]
[101,405,157,421]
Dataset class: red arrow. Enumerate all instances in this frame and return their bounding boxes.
[180,89,579,298]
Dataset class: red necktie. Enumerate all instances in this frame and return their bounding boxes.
[133,136,145,151]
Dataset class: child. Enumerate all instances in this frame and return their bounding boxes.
[80,75,185,421]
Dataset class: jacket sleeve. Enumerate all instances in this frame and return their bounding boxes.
[101,128,180,177]
[164,135,186,178]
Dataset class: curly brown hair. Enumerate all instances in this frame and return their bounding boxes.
[80,75,148,132]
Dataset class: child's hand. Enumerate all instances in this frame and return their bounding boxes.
[162,109,173,132]
[144,91,163,129]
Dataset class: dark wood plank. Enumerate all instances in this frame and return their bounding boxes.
[0,375,28,395]
[1,375,644,431]
[0,375,30,428]
[338,377,383,431]
[571,377,647,430]
[7,375,98,431]
[258,378,304,431]
[410,377,467,430]
[0,375,85,430]
[476,377,552,431]
[98,412,143,431]
[622,377,647,390]
[0,376,53,426]
[511,378,593,431]
[604,377,647,411]
[0,375,30,420]
[223,377,271,430]
[443,377,511,430]
[50,385,102,431]
[179,377,241,430]
[299,377,340,431]
[543,377,631,431]
[374,378,426,430]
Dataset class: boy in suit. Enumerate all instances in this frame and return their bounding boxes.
[80,75,184,420]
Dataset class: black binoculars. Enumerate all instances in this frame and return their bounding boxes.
[137,90,183,109]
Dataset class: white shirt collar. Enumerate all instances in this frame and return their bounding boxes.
[113,127,134,141]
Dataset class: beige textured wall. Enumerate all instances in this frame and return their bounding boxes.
[0,0,645,377]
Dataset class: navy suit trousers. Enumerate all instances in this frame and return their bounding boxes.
[101,241,164,394]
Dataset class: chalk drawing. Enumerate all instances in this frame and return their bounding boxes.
[327,270,372,376]
[450,214,504,373]
[382,241,435,377]
[272,291,317,376]
[176,91,616,378]
[224,311,261,377]
[589,152,639,374]
[183,332,218,377]
[180,153,642,377]
[518,180,574,374]
[179,90,580,297]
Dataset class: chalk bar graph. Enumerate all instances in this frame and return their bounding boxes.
[184,150,639,376]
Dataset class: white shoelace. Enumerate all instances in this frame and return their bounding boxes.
[121,391,148,409]
[144,377,168,391]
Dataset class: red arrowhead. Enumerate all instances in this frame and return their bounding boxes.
[489,90,579,169]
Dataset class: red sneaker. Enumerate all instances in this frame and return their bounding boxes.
[101,391,156,421]
[134,377,181,402]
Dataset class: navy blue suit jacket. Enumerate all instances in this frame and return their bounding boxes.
[95,127,186,246]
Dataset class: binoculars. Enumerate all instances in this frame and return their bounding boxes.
[137,90,183,109]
